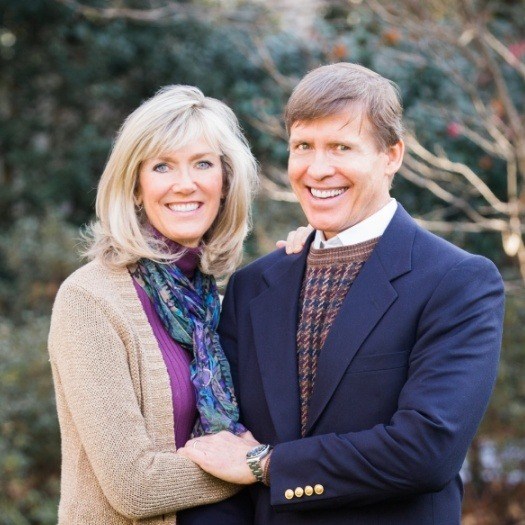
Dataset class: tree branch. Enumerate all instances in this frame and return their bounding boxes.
[406,134,508,213]
[55,0,182,21]
[483,31,525,83]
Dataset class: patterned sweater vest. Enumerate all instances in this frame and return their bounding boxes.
[297,238,379,436]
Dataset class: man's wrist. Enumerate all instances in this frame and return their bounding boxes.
[261,452,272,486]
[246,444,272,483]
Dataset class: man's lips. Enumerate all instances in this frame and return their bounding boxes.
[309,187,348,199]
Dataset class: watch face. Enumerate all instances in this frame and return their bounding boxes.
[247,444,267,458]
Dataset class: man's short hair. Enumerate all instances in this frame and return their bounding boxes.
[284,63,404,151]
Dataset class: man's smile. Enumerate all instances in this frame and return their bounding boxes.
[309,187,348,199]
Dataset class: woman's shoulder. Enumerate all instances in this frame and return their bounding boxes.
[56,258,133,305]
[50,259,142,347]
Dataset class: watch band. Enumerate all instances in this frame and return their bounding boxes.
[246,444,272,482]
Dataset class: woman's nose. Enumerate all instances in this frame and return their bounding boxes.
[171,167,197,194]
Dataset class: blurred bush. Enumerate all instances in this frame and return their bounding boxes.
[0,315,60,525]
[0,210,81,523]
[483,292,525,440]
[1,0,524,523]
[0,210,82,320]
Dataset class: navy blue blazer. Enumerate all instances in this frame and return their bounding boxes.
[179,205,504,525]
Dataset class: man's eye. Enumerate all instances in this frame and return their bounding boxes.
[335,144,350,151]
[196,160,213,169]
[296,143,310,151]
[153,163,169,173]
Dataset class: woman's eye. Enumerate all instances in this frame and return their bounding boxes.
[196,160,213,169]
[153,163,169,173]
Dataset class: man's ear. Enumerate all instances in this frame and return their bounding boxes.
[385,140,405,176]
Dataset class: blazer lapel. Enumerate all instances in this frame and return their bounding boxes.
[249,236,314,442]
[305,205,416,435]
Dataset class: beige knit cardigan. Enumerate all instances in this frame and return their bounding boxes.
[48,259,237,525]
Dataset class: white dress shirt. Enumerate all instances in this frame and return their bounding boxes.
[313,199,398,249]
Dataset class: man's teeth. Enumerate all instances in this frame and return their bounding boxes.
[168,203,199,212]
[310,188,346,199]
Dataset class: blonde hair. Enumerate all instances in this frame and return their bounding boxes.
[84,85,258,278]
[284,63,404,151]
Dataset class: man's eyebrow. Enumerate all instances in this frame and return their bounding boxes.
[328,139,357,146]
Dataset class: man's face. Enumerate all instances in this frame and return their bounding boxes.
[288,110,403,240]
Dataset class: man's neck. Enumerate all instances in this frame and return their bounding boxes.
[313,199,397,249]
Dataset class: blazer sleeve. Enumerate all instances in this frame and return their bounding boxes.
[268,255,505,511]
[48,282,238,520]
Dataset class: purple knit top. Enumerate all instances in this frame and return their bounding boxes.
[132,247,201,448]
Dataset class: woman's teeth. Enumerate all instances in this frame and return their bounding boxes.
[168,203,199,212]
[310,188,346,199]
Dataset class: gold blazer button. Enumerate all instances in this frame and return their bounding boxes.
[294,487,304,498]
[304,485,314,496]
[285,489,294,500]
[314,484,324,495]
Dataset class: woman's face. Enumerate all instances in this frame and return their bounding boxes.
[137,137,224,247]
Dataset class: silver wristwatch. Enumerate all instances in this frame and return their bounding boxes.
[246,444,272,482]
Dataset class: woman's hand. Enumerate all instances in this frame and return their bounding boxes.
[276,225,313,254]
[178,430,261,484]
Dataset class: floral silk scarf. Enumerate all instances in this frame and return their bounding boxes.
[131,257,246,436]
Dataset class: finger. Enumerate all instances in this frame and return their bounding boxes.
[285,231,296,254]
[294,224,314,252]
[190,434,215,444]
[239,430,258,445]
[185,438,199,448]
[241,431,257,443]
[275,240,287,249]
[184,437,211,453]
[179,445,207,462]
[178,447,198,461]
[291,227,307,253]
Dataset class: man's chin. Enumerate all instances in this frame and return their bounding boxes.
[306,221,337,236]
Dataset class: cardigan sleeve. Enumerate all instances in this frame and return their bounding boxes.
[48,281,238,520]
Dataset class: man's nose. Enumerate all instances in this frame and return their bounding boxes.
[306,152,335,179]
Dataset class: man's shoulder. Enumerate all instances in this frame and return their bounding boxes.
[384,206,501,283]
[413,224,485,264]
[414,225,467,258]
[410,223,501,285]
[235,247,289,280]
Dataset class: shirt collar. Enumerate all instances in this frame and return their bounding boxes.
[313,199,398,249]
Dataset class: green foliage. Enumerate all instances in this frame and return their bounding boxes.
[482,292,525,439]
[0,0,277,227]
[0,210,82,319]
[0,0,524,521]
[0,316,60,525]
[0,209,80,522]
